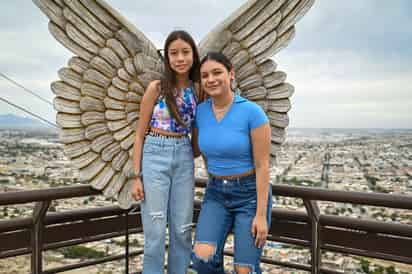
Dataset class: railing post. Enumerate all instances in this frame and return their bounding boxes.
[304,200,321,274]
[31,201,50,274]
[125,211,129,274]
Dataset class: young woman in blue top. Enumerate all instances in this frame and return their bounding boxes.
[130,30,203,274]
[192,52,272,274]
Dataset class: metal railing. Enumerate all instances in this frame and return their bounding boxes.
[1,179,411,274]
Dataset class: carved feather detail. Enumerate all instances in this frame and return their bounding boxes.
[200,0,314,160]
[33,0,314,209]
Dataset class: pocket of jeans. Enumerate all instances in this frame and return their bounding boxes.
[239,179,256,192]
[180,143,193,154]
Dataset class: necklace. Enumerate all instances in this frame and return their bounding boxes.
[212,93,234,114]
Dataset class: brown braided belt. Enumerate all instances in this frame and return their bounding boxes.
[209,169,255,180]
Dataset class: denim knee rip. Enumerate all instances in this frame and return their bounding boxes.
[181,223,194,234]
[233,262,255,274]
[192,241,217,262]
[149,211,164,221]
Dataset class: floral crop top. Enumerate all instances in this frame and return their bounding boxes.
[149,85,197,135]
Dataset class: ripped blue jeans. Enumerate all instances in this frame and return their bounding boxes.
[141,135,194,274]
[192,174,272,274]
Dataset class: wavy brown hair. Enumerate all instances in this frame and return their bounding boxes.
[160,30,200,127]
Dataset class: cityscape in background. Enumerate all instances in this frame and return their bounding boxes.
[1,0,411,273]
[0,116,411,273]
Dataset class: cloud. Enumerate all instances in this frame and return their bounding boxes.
[0,27,69,75]
[0,0,411,128]
[0,0,244,122]
[287,0,412,55]
[105,0,242,42]
[273,0,412,128]
[278,49,412,128]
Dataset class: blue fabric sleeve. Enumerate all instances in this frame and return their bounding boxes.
[249,103,269,130]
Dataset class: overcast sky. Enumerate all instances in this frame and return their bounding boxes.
[1,1,411,128]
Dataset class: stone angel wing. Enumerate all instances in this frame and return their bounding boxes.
[33,0,164,208]
[199,0,314,160]
[34,0,314,208]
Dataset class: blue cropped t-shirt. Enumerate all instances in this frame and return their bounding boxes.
[195,94,269,176]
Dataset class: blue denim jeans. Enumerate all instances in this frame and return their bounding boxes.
[141,135,195,274]
[192,174,272,274]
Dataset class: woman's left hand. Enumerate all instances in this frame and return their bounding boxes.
[251,215,268,248]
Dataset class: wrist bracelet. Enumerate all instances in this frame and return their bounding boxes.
[127,170,142,179]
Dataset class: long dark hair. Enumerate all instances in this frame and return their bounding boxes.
[161,30,200,127]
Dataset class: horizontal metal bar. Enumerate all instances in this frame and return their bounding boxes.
[1,181,412,273]
[0,206,140,232]
[42,250,143,274]
[0,228,143,259]
[267,235,310,247]
[269,219,311,242]
[43,215,140,245]
[0,217,32,232]
[0,229,30,253]
[271,208,309,222]
[0,212,142,254]
[196,179,412,209]
[270,184,412,210]
[324,244,412,265]
[44,206,138,225]
[0,248,31,259]
[223,250,344,274]
[45,228,143,251]
[321,226,412,261]
[0,185,100,206]
[224,249,311,271]
[320,214,412,238]
[2,205,411,261]
[320,268,345,274]
[2,180,412,209]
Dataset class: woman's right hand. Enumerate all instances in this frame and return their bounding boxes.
[131,178,144,201]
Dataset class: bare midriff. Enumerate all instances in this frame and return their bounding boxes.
[208,168,255,180]
[148,127,187,137]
